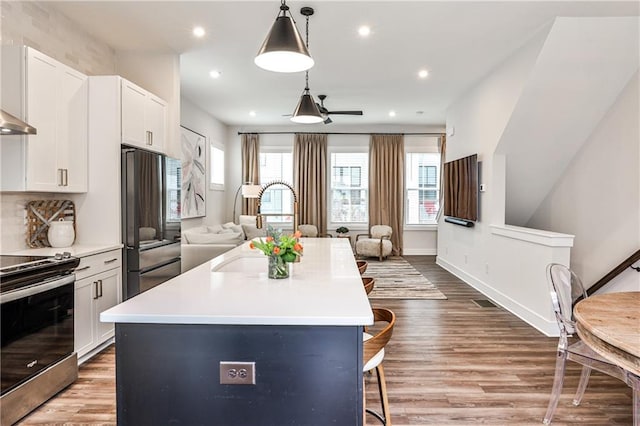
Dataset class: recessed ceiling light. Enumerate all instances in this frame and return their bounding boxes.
[209,70,222,79]
[192,26,205,38]
[389,111,396,117]
[418,69,429,79]
[249,111,256,117]
[358,26,371,37]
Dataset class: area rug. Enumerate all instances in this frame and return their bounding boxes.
[363,256,447,300]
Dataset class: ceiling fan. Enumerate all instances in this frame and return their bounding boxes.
[316,95,363,124]
[283,94,364,124]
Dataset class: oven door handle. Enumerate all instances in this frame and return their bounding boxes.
[0,274,75,304]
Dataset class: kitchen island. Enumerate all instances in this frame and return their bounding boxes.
[101,238,373,425]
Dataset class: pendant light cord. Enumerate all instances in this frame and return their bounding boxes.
[279,0,295,23]
[304,13,310,91]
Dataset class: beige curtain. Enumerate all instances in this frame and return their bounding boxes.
[241,133,260,216]
[436,134,446,221]
[294,133,327,235]
[369,134,404,255]
[138,150,160,232]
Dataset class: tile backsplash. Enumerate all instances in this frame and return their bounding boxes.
[0,193,65,252]
[0,1,116,76]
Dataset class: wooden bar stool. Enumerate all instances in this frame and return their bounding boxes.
[363,307,396,425]
[357,260,368,275]
[362,277,375,295]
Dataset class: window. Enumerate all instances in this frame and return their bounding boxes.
[166,157,181,223]
[329,152,368,224]
[210,144,224,190]
[259,152,293,224]
[406,152,440,224]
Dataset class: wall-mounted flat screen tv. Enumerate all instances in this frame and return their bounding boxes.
[443,154,478,222]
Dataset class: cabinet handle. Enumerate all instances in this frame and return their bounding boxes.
[63,169,68,186]
[58,169,64,186]
[93,281,99,300]
[75,265,91,272]
[146,130,152,146]
[104,258,118,264]
[98,279,103,298]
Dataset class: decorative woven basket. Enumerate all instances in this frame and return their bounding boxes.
[26,200,76,248]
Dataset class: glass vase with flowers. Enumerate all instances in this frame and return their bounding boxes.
[250,227,303,279]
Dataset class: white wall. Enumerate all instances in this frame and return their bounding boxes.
[439,17,639,335]
[500,17,639,226]
[439,23,572,336]
[226,124,444,254]
[180,98,230,231]
[527,73,640,293]
[0,0,117,252]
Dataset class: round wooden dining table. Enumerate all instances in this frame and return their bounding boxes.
[574,291,640,376]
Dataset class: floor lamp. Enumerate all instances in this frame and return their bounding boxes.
[233,183,261,223]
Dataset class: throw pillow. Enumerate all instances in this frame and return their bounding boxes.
[239,215,256,226]
[242,224,266,240]
[207,224,224,234]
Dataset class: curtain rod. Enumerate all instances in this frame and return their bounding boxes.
[237,131,444,136]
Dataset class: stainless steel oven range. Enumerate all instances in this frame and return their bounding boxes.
[0,253,80,425]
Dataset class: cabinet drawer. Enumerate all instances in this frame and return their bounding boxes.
[74,249,121,281]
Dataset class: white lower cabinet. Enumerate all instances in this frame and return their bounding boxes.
[74,249,122,362]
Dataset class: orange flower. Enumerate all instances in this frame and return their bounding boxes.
[294,230,302,238]
[294,243,303,251]
[249,242,255,249]
[273,246,281,254]
[266,236,274,242]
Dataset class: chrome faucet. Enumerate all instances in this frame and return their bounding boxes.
[255,180,298,232]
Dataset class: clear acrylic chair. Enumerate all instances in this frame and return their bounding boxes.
[543,263,640,425]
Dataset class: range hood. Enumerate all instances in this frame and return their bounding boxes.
[0,109,37,135]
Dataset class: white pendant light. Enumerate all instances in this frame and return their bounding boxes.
[290,7,323,124]
[255,1,314,73]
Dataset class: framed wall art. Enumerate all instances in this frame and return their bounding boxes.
[180,125,207,218]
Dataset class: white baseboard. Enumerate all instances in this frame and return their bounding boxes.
[435,256,559,337]
[78,338,114,365]
[403,248,437,255]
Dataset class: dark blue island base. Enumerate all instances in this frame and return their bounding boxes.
[115,323,364,426]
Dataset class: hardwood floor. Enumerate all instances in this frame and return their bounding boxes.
[18,256,632,425]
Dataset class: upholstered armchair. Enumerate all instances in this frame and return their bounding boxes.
[355,225,393,261]
[298,224,332,238]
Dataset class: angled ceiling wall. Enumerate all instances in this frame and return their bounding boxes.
[495,17,639,226]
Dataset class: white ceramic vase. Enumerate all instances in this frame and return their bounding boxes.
[48,219,75,248]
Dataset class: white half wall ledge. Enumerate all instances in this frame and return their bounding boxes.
[403,248,438,256]
[436,256,559,337]
[490,224,574,247]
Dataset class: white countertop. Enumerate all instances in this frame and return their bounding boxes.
[101,238,373,326]
[7,243,122,258]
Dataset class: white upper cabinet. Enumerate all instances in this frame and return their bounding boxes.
[0,46,88,192]
[120,79,166,153]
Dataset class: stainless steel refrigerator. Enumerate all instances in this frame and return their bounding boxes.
[121,146,181,300]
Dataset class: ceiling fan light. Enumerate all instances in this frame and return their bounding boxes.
[291,93,323,124]
[255,15,314,73]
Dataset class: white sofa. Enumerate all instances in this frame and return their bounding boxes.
[181,216,265,272]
